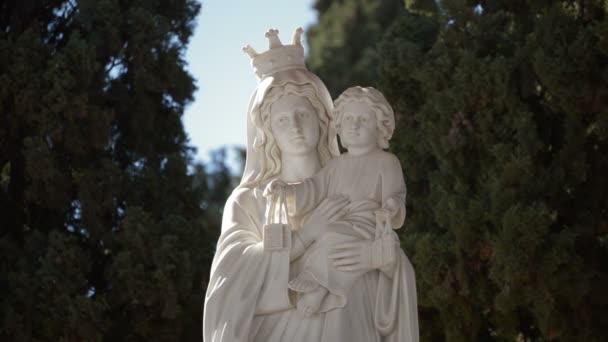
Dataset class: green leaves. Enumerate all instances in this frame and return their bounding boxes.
[310,1,608,340]
[0,1,232,341]
[307,0,405,96]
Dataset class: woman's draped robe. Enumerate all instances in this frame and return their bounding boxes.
[203,185,419,342]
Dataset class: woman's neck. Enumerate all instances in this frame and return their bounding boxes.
[279,152,321,183]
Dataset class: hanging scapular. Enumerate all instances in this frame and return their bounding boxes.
[263,186,292,251]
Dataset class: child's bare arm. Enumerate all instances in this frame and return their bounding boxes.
[381,153,407,229]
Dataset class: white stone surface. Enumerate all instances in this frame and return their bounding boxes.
[203,28,419,342]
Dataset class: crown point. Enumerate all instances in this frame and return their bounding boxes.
[242,45,259,58]
[292,27,303,46]
[265,28,282,48]
[265,28,279,37]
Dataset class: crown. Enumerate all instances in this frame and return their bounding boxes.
[243,28,306,79]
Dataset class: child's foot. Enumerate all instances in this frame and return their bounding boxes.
[297,286,328,316]
[289,273,318,293]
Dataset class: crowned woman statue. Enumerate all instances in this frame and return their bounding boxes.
[203,28,419,342]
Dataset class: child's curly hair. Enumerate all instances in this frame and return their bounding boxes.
[333,86,395,149]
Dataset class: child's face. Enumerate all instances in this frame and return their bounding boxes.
[339,101,379,150]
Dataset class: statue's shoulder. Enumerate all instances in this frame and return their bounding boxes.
[226,186,259,209]
[377,150,400,163]
[373,150,403,174]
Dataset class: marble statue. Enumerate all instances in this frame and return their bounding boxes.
[203,28,419,342]
[265,85,408,316]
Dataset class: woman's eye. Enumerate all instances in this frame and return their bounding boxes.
[279,117,287,123]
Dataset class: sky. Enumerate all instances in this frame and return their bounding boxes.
[183,0,317,166]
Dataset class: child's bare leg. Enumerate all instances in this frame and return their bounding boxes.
[289,272,328,316]
[289,272,319,293]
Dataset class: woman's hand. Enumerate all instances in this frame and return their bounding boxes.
[329,225,397,272]
[298,196,349,246]
[383,197,400,219]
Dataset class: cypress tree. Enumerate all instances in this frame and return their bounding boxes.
[309,0,608,340]
[306,0,404,96]
[385,1,608,340]
[0,1,231,340]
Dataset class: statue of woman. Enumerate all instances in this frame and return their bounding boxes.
[203,28,419,342]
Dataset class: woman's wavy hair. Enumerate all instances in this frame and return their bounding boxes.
[249,82,333,185]
[333,86,395,149]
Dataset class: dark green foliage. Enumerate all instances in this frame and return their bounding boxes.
[309,0,608,340]
[306,0,404,96]
[0,1,236,340]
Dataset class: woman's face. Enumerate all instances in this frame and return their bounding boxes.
[269,94,320,156]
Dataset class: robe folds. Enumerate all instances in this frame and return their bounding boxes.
[203,185,419,342]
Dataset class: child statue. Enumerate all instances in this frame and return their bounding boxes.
[265,86,407,315]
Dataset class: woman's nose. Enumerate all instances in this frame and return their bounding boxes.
[290,113,303,131]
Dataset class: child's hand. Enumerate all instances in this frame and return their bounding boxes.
[263,178,288,197]
[382,197,399,218]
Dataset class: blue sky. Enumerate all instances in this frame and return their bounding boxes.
[183,0,317,165]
